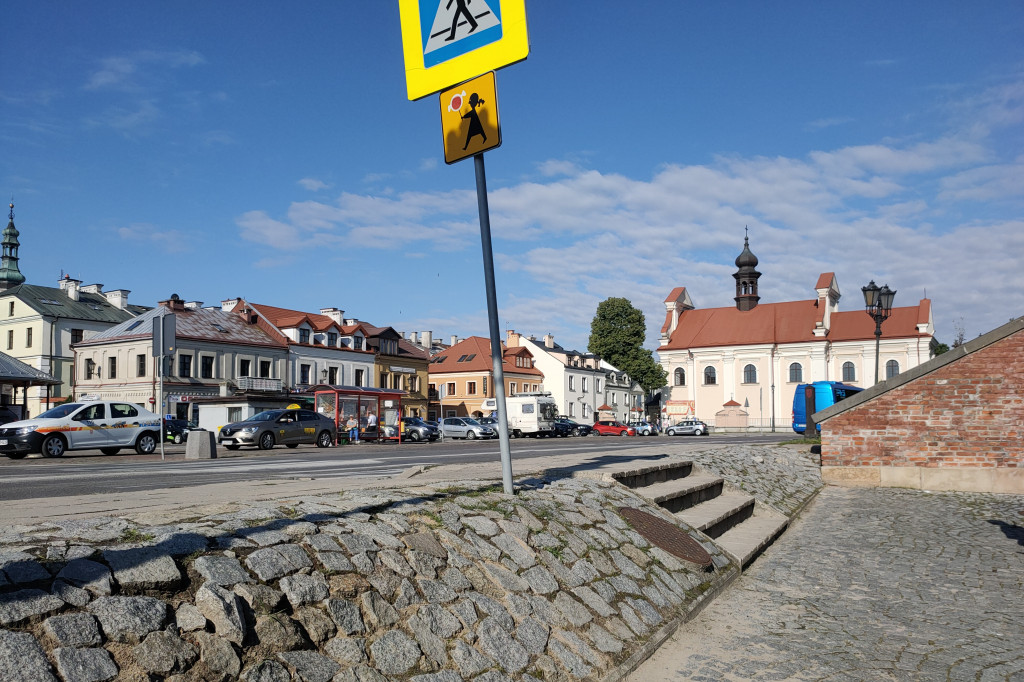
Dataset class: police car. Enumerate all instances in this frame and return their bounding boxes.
[0,400,162,459]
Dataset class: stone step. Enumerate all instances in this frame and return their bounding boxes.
[674,491,755,538]
[715,508,789,569]
[611,460,695,489]
[634,473,724,514]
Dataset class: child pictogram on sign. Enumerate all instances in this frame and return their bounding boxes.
[461,92,486,150]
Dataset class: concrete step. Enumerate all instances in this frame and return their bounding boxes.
[611,460,695,489]
[634,473,724,514]
[675,491,755,538]
[714,507,789,569]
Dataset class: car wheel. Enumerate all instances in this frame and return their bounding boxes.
[135,432,157,455]
[316,431,333,448]
[225,444,240,451]
[407,430,422,443]
[620,430,628,436]
[173,433,183,444]
[258,432,275,450]
[41,435,66,458]
[100,447,120,456]
[694,428,704,436]
[467,430,477,439]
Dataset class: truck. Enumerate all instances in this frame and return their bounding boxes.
[792,381,864,434]
[481,392,558,438]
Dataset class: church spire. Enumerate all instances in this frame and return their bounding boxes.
[0,202,27,291]
[733,228,761,311]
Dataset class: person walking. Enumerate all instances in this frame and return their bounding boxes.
[445,0,478,41]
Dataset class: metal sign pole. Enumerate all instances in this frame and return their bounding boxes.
[473,152,514,495]
[157,315,165,460]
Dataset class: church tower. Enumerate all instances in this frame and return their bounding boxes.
[733,230,760,311]
[0,202,27,292]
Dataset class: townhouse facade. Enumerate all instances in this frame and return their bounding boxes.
[427,336,544,420]
[74,296,289,421]
[657,236,936,430]
[504,330,603,422]
[600,360,646,424]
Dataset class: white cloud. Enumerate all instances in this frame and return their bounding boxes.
[298,177,328,191]
[85,50,205,91]
[116,223,189,253]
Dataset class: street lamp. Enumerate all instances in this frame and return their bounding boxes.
[862,280,896,384]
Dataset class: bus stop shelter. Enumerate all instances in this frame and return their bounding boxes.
[0,351,61,421]
[311,385,405,443]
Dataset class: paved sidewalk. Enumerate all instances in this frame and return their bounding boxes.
[630,485,1024,681]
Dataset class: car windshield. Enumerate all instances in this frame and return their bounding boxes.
[463,418,481,425]
[37,404,84,419]
[405,417,425,425]
[248,410,284,422]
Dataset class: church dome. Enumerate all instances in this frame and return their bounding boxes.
[735,234,758,268]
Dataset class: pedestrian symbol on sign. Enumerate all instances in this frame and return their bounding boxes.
[422,0,502,68]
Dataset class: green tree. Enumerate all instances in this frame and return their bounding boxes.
[587,297,667,393]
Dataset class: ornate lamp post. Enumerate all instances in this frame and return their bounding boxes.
[862,280,896,384]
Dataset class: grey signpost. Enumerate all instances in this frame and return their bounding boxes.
[152,312,176,459]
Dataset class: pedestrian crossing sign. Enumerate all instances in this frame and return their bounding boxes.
[439,71,501,164]
[399,0,528,101]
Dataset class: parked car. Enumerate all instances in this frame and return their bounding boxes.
[665,419,710,436]
[218,407,337,450]
[164,418,193,444]
[591,420,635,436]
[553,417,590,437]
[0,400,162,459]
[401,417,439,442]
[439,417,495,440]
[628,421,659,436]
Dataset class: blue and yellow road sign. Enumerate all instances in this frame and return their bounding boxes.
[399,0,528,101]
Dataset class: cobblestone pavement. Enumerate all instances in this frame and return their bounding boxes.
[630,485,1024,681]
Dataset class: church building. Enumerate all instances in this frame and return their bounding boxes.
[657,235,936,431]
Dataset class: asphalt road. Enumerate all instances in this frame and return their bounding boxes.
[0,433,790,502]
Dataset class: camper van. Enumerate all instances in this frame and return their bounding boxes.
[482,392,558,438]
[792,381,864,434]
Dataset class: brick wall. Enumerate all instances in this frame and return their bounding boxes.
[821,326,1023,472]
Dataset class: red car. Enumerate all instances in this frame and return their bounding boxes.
[591,420,635,436]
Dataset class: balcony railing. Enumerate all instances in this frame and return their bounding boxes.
[237,377,284,392]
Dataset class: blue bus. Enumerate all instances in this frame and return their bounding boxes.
[792,381,864,434]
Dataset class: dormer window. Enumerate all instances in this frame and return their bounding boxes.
[299,329,311,344]
[354,337,363,350]
[327,332,337,347]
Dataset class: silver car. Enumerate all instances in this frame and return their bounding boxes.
[439,417,495,440]
[218,408,337,450]
[665,419,710,436]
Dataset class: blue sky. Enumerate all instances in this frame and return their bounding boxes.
[4,1,1022,354]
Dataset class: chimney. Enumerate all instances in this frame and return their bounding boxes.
[160,294,186,312]
[506,329,520,347]
[104,289,130,310]
[420,331,432,349]
[408,331,418,344]
[320,307,344,325]
[543,333,554,348]
[184,301,203,310]
[81,283,103,294]
[59,276,82,301]
[221,298,242,312]
[451,335,458,346]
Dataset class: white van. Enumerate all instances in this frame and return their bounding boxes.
[482,392,558,438]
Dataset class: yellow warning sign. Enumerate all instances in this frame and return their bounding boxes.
[440,72,501,165]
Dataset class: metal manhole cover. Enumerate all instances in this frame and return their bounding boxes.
[619,507,713,570]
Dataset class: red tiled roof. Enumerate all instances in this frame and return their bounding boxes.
[429,336,543,376]
[660,299,932,350]
[815,272,836,290]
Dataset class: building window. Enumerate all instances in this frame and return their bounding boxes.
[85,359,96,380]
[228,407,242,422]
[179,355,192,378]
[71,329,84,345]
[300,364,311,384]
[327,332,337,347]
[582,403,590,418]
[137,354,147,377]
[581,377,588,392]
[467,381,477,395]
[596,379,602,393]
[886,360,900,379]
[612,392,618,405]
[743,364,757,384]
[259,360,271,378]
[25,328,32,348]
[568,402,575,417]
[329,367,338,384]
[201,356,215,379]
[842,362,856,382]
[354,337,363,350]
[674,368,686,386]
[482,377,487,396]
[299,329,310,344]
[789,363,803,383]
[409,375,418,393]
[509,382,517,396]
[7,302,12,317]
[703,366,717,385]
[568,376,575,392]
[446,381,456,396]
[6,330,11,350]
[354,368,364,386]
[239,359,251,377]
[108,357,116,379]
